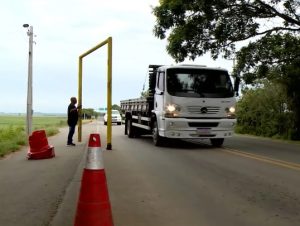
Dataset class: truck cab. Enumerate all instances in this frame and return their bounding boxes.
[152,64,237,146]
[121,64,238,147]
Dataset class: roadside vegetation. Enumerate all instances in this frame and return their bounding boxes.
[0,108,109,157]
[235,81,295,140]
[0,116,67,157]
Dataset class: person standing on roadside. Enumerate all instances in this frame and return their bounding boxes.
[67,97,81,146]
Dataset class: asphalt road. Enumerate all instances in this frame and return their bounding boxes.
[104,124,300,226]
[0,120,300,226]
[0,123,97,226]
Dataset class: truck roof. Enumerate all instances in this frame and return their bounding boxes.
[157,64,228,72]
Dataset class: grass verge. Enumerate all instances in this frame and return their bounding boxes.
[0,116,67,157]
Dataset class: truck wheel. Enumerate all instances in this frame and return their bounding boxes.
[152,120,163,146]
[127,118,135,138]
[210,138,224,147]
[104,121,107,126]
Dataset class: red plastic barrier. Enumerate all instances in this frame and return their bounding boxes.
[27,130,55,160]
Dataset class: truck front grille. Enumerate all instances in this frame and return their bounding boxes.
[187,106,220,114]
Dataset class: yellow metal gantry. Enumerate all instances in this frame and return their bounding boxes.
[78,37,113,150]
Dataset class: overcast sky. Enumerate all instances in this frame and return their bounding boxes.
[0,0,234,114]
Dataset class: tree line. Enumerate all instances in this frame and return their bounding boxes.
[81,104,122,119]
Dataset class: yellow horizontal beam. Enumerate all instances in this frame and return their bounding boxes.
[79,38,110,59]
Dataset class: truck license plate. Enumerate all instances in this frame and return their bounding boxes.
[197,128,211,135]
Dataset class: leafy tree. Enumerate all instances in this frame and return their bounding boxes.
[235,35,300,139]
[235,34,300,82]
[153,0,300,62]
[153,0,300,139]
[112,104,121,113]
[81,108,99,119]
[140,90,150,98]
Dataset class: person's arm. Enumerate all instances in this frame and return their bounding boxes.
[70,105,81,112]
[70,105,78,112]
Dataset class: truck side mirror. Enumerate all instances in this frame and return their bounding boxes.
[234,77,240,96]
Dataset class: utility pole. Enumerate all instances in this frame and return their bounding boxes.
[23,24,34,137]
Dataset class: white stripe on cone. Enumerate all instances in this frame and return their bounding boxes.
[85,147,104,170]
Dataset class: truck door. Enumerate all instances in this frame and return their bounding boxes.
[154,71,165,119]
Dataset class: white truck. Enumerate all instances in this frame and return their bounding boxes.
[120,64,239,147]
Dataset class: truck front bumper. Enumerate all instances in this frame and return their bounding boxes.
[160,117,236,139]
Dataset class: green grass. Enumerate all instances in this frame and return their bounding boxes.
[0,115,67,157]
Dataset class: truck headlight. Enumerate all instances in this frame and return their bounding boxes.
[165,104,181,117]
[225,106,236,119]
[166,104,181,112]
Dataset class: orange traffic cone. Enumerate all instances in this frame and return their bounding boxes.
[74,134,114,226]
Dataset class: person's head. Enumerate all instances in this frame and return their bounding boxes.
[70,97,77,104]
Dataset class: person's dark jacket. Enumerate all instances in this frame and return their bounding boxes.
[67,104,78,126]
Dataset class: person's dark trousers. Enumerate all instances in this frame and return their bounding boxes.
[67,124,76,144]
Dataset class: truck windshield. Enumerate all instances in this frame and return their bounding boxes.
[166,68,234,98]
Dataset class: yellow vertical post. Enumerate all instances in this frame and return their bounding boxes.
[78,57,83,142]
[106,37,112,150]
